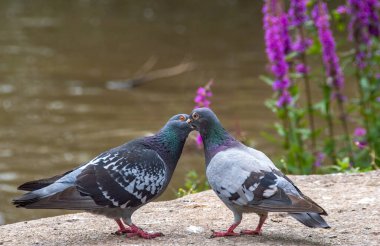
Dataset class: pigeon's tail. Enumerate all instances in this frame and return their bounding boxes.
[289,212,330,229]
[13,166,100,210]
[13,192,41,207]
[13,184,100,210]
[13,182,71,208]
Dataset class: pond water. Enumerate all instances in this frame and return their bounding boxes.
[0,0,345,225]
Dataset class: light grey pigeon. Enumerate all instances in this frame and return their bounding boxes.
[187,108,329,238]
[13,114,192,239]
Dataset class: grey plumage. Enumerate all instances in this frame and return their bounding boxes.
[188,108,329,237]
[13,114,192,238]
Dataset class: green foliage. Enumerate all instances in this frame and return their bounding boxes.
[261,2,380,175]
[323,157,373,173]
[176,170,210,198]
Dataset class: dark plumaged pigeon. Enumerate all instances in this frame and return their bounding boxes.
[187,108,330,238]
[13,114,192,239]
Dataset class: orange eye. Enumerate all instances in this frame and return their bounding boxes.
[192,112,199,120]
[179,115,186,121]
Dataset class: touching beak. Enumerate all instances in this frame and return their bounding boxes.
[186,118,195,129]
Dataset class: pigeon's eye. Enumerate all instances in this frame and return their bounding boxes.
[179,115,186,121]
[192,112,200,120]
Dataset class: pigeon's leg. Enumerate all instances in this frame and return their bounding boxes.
[114,219,133,235]
[210,210,242,238]
[125,224,164,239]
[241,213,268,235]
[121,214,163,239]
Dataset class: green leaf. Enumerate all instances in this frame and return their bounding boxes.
[285,51,299,61]
[274,123,286,137]
[260,75,274,86]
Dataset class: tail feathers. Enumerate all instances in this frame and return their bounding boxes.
[289,212,330,228]
[13,187,100,210]
[13,192,41,207]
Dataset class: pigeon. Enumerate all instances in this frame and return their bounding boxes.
[187,108,329,238]
[13,114,192,239]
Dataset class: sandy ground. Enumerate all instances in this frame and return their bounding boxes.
[0,171,379,246]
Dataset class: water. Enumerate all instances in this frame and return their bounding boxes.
[0,0,345,225]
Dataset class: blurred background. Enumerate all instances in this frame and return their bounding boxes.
[0,0,345,225]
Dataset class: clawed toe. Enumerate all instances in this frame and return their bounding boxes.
[114,228,133,235]
[126,224,164,239]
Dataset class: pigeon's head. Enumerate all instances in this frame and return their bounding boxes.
[187,108,220,132]
[164,114,193,136]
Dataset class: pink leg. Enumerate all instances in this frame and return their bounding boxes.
[114,219,133,235]
[241,214,268,236]
[210,221,241,238]
[125,224,164,239]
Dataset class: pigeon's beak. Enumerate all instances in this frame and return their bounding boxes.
[186,118,195,129]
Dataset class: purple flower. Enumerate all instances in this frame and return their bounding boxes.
[295,63,310,74]
[353,126,367,149]
[377,97,380,102]
[314,152,325,167]
[336,5,348,14]
[272,78,290,91]
[263,4,289,78]
[276,90,292,107]
[347,0,380,68]
[354,127,367,137]
[280,12,292,54]
[193,80,213,147]
[292,37,313,53]
[263,0,293,108]
[355,140,368,149]
[196,87,206,95]
[194,80,213,108]
[368,0,380,36]
[312,2,345,95]
[289,0,309,27]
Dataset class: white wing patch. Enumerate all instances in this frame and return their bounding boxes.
[263,184,278,198]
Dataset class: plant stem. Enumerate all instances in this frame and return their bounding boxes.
[323,84,337,165]
[335,93,354,163]
[298,26,317,171]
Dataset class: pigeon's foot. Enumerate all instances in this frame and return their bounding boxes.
[126,224,164,239]
[210,222,240,238]
[114,228,133,235]
[240,229,262,236]
[239,214,267,236]
[114,219,133,235]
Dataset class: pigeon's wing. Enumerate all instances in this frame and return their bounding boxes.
[75,148,167,209]
[14,149,167,210]
[207,147,325,214]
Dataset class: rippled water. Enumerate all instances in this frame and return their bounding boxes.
[0,0,346,225]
